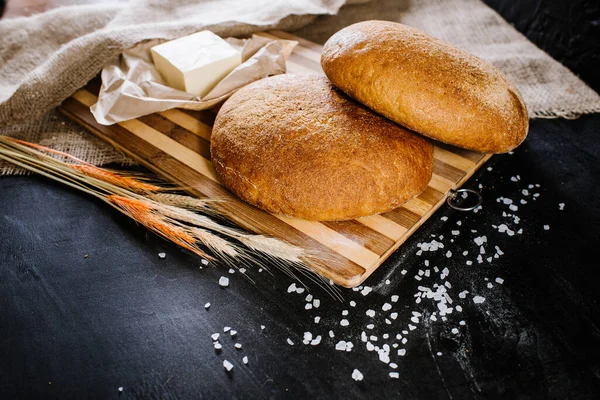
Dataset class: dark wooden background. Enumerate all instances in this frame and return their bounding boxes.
[1,1,599,399]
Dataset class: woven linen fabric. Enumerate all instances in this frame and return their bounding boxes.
[1,0,599,175]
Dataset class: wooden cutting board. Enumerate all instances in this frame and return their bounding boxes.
[59,30,491,288]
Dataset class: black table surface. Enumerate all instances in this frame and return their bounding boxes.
[2,2,600,399]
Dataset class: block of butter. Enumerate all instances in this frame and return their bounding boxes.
[150,30,242,97]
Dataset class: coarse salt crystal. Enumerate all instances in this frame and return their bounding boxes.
[214,343,222,350]
[228,268,235,274]
[335,341,347,351]
[201,259,209,265]
[401,269,407,275]
[314,316,321,323]
[340,319,349,326]
[235,343,242,349]
[204,302,211,309]
[211,333,220,341]
[382,303,392,311]
[366,324,374,330]
[389,372,399,379]
[158,252,166,259]
[495,277,504,284]
[287,283,297,293]
[391,295,399,303]
[223,360,234,371]
[398,349,406,356]
[342,310,349,316]
[311,335,322,345]
[230,330,237,337]
[366,309,376,318]
[473,296,486,304]
[349,301,356,307]
[544,225,550,230]
[361,286,373,296]
[296,287,305,294]
[243,356,248,364]
[223,327,231,332]
[329,330,335,338]
[219,277,229,287]
[352,369,363,381]
[452,328,459,334]
[287,338,294,346]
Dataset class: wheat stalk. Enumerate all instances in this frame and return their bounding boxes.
[0,135,340,297]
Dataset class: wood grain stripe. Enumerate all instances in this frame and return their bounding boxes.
[159,109,212,141]
[434,146,475,171]
[382,207,421,230]
[322,219,395,256]
[277,216,380,268]
[356,214,408,241]
[433,158,466,182]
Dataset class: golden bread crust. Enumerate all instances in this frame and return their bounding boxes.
[321,20,529,154]
[210,74,434,221]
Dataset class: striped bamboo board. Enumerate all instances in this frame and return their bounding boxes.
[59,30,492,288]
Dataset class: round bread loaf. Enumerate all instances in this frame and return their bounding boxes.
[321,20,529,154]
[210,74,434,221]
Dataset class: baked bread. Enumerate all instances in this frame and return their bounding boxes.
[210,74,434,221]
[321,20,529,154]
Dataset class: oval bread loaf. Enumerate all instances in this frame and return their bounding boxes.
[321,20,529,154]
[210,74,434,221]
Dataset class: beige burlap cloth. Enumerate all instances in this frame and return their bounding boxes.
[2,0,599,175]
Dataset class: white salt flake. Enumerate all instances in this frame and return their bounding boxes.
[352,369,364,381]
[398,349,406,356]
[495,277,504,284]
[314,316,321,323]
[296,287,305,294]
[223,327,231,332]
[310,335,322,345]
[313,299,320,308]
[382,303,392,311]
[342,310,349,316]
[446,251,452,258]
[234,343,242,349]
[287,338,294,346]
[204,302,211,310]
[361,286,373,296]
[158,252,166,259]
[329,330,335,338]
[223,360,234,371]
[340,319,349,327]
[228,268,235,274]
[214,343,222,350]
[242,356,248,365]
[452,328,459,334]
[349,301,356,307]
[401,269,407,275]
[391,295,399,303]
[544,225,550,230]
[335,340,347,351]
[305,303,313,310]
[473,296,486,304]
[230,330,237,337]
[219,277,229,287]
[201,259,209,265]
[366,309,376,318]
[559,203,565,210]
[287,283,297,293]
[389,372,400,379]
[211,333,220,341]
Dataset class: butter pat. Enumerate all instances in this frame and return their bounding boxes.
[150,30,241,97]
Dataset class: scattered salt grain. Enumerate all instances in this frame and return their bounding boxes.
[214,343,222,350]
[352,369,363,381]
[235,343,242,349]
[223,327,231,332]
[118,387,123,392]
[223,360,234,371]
[391,295,399,303]
[211,333,220,341]
[459,320,466,326]
[389,372,399,379]
[219,277,229,287]
[230,330,237,337]
[445,251,452,258]
[158,252,166,259]
[401,269,407,275]
[313,299,320,308]
[201,259,209,265]
[296,287,305,294]
[287,338,294,346]
[366,309,376,318]
[305,303,313,310]
[361,286,373,296]
[342,310,349,316]
[544,225,550,230]
[473,296,486,304]
[228,269,235,274]
[340,319,349,327]
[436,352,442,356]
[314,316,321,323]
[287,283,297,293]
[349,301,356,307]
[366,324,375,330]
[242,356,248,365]
[329,330,335,338]
[495,277,504,284]
[451,328,459,334]
[204,303,211,310]
[382,303,392,311]
[559,203,565,210]
[398,349,406,356]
